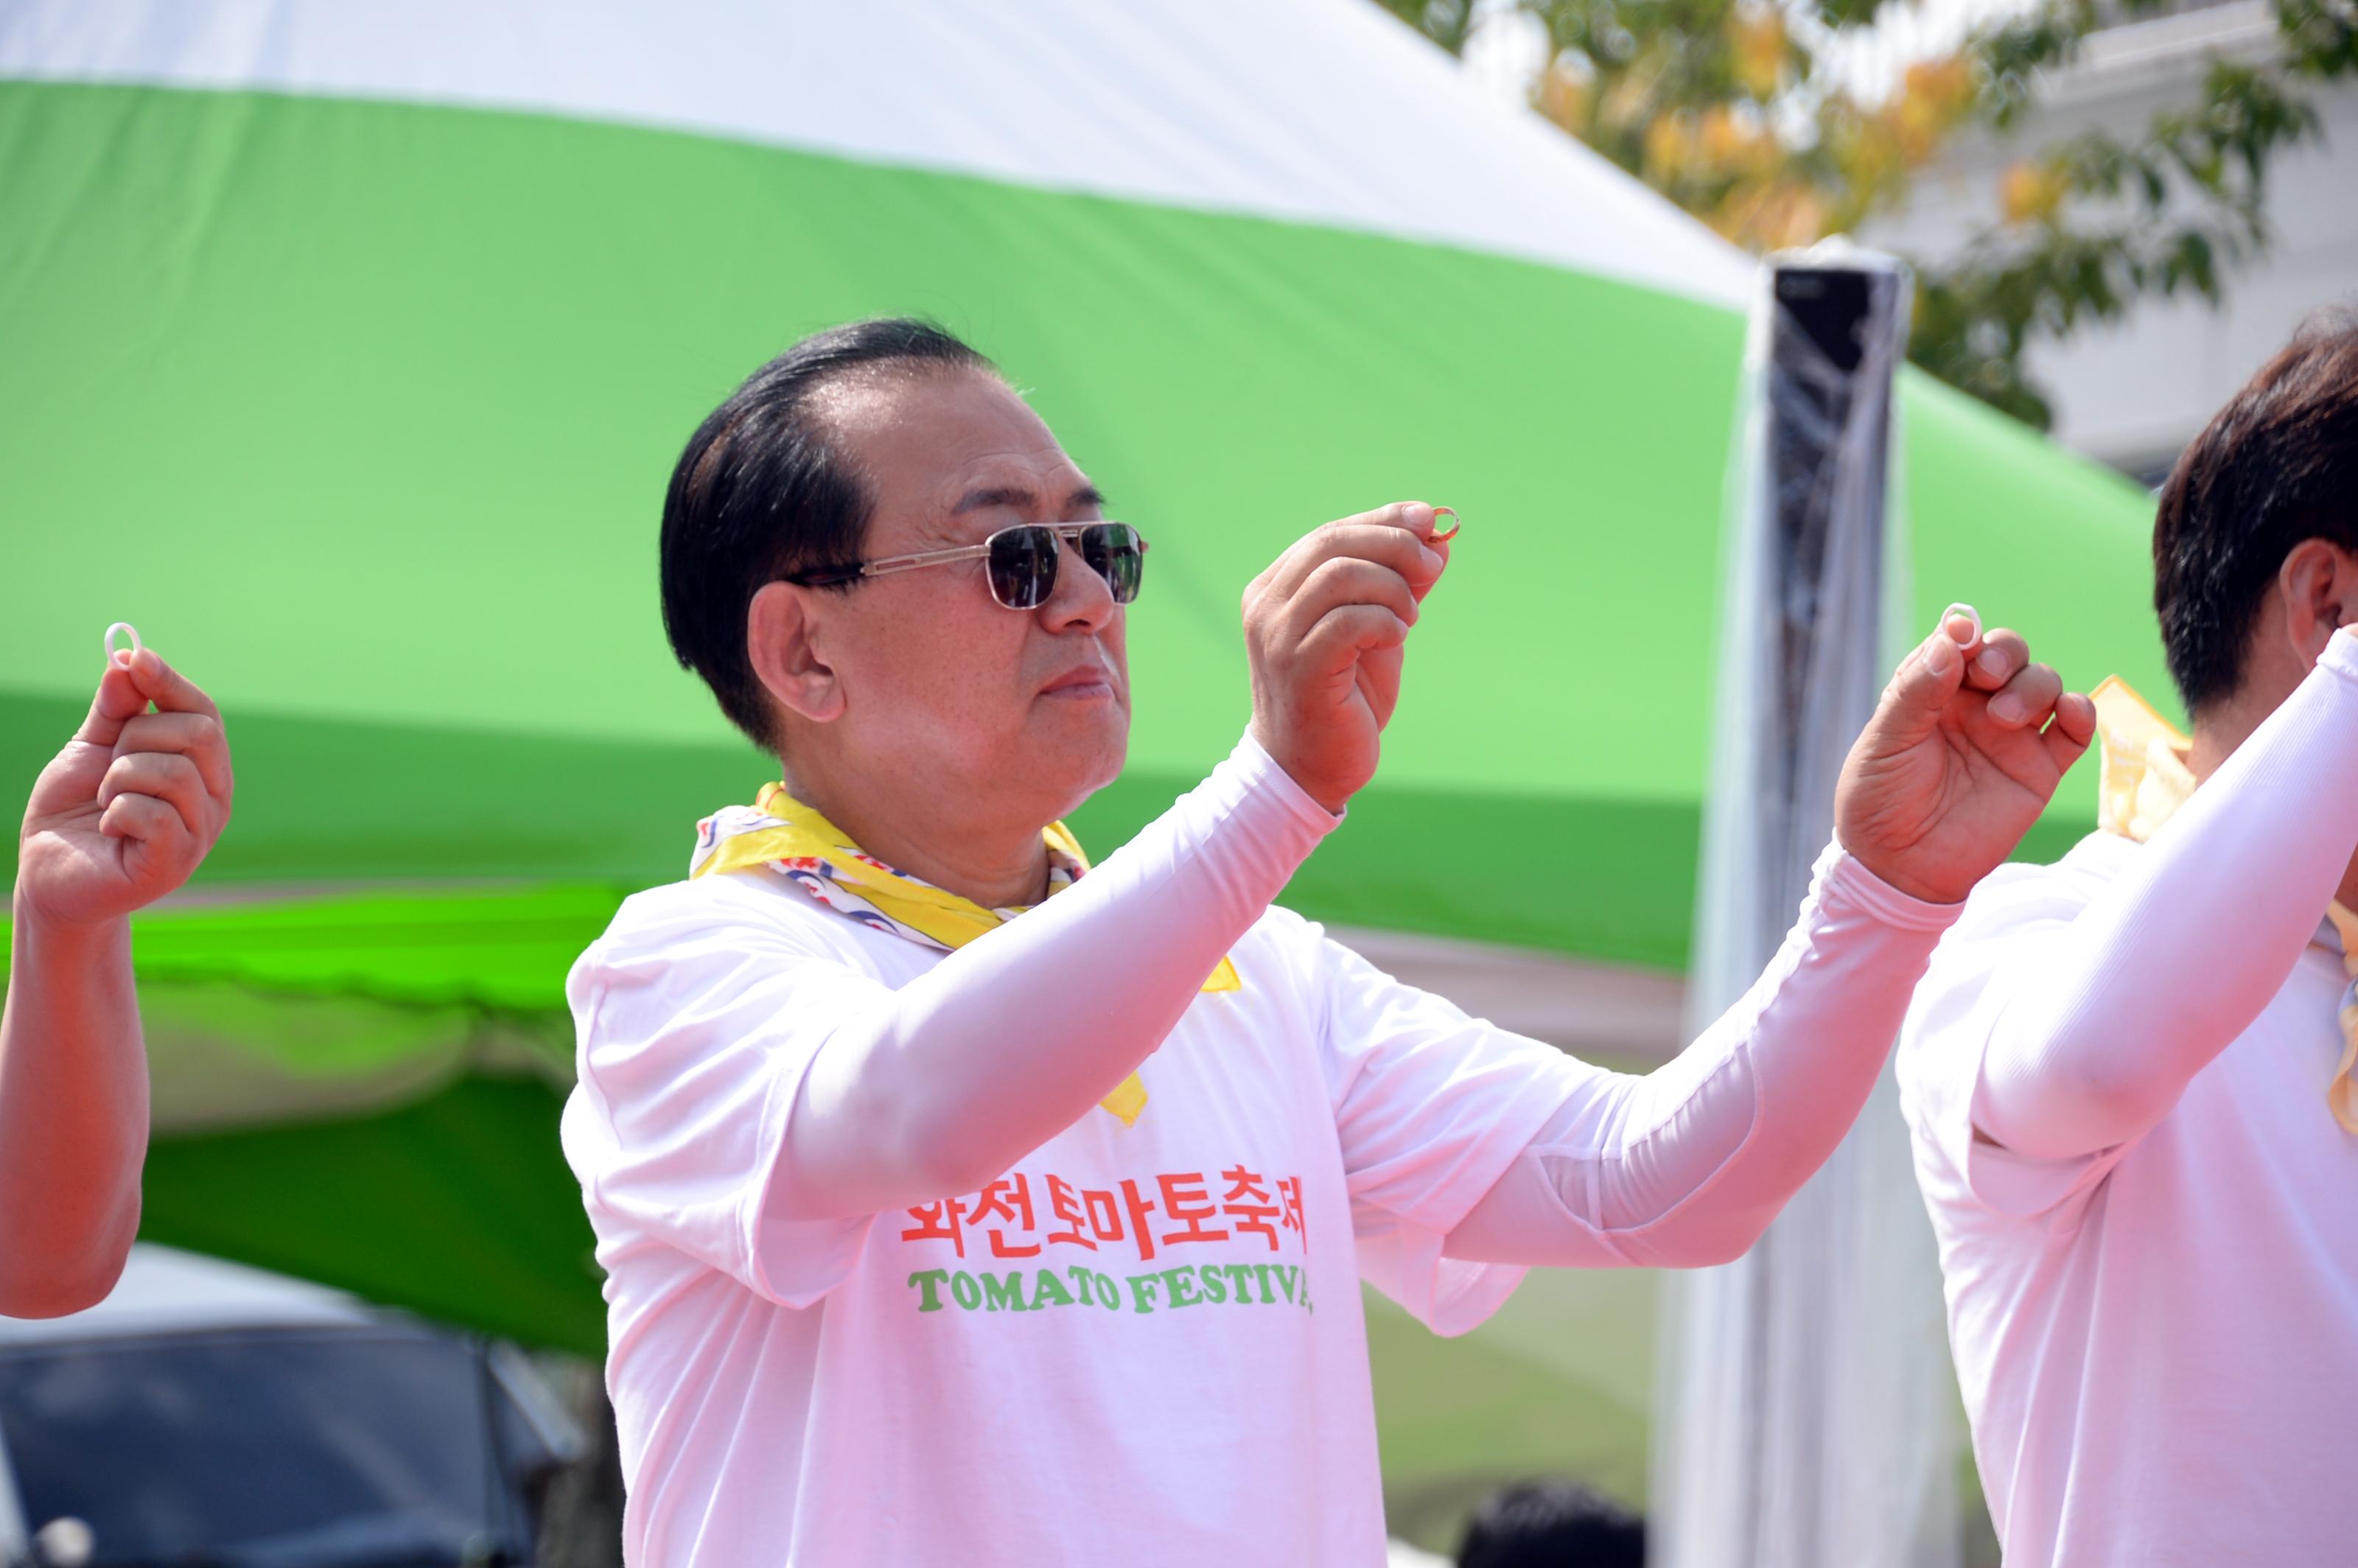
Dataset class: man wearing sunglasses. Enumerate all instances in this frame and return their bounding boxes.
[561,318,2092,1567]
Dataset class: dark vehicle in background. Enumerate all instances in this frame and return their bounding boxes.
[0,1247,586,1568]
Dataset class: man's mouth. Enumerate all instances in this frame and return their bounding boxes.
[1040,665,1117,701]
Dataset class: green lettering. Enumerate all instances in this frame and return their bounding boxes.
[1161,1266,1202,1309]
[1093,1270,1122,1309]
[1275,1264,1298,1304]
[1222,1263,1259,1304]
[907,1270,951,1312]
[980,1271,1029,1312]
[1252,1264,1277,1304]
[1127,1274,1161,1314]
[949,1270,982,1310]
[1201,1267,1228,1304]
[1032,1269,1076,1309]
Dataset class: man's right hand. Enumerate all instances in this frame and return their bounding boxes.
[1243,501,1452,814]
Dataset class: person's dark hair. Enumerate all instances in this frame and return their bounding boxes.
[659,318,997,749]
[1456,1478,1645,1568]
[2154,312,2358,714]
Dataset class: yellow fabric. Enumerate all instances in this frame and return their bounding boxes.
[693,783,1239,1127]
[2093,675,2358,1133]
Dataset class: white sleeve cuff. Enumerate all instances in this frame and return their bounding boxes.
[1225,726,1349,830]
[1819,837,1971,933]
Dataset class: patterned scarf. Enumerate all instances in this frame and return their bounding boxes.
[690,783,1240,1128]
[2092,675,2358,1133]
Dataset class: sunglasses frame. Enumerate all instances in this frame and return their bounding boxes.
[783,522,1149,609]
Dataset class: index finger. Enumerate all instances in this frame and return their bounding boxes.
[1332,500,1440,538]
[125,648,224,727]
[1267,518,1443,601]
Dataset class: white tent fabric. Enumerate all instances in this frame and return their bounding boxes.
[1654,250,1963,1567]
[0,0,1752,307]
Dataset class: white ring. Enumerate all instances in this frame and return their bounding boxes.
[1940,602,1982,641]
[104,621,142,666]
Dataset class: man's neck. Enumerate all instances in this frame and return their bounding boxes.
[2188,704,2358,912]
[777,760,1052,910]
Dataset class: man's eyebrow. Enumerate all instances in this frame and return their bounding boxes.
[951,483,1110,515]
[953,485,1037,514]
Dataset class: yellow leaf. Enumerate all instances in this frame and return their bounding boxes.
[1999,159,2067,224]
[1730,7,1788,99]
[1539,59,1590,130]
[1644,113,1691,180]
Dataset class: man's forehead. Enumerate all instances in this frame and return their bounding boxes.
[823,372,1091,514]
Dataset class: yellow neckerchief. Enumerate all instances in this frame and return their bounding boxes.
[2092,676,2358,1132]
[688,783,1240,1128]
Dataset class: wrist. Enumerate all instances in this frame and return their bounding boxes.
[10,886,130,958]
[1824,837,1971,926]
[1242,718,1348,817]
[1848,855,1958,906]
[1231,727,1350,827]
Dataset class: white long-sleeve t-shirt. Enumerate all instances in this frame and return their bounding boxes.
[1897,629,2358,1568]
[562,730,1956,1567]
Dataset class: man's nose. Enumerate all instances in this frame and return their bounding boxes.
[1038,533,1116,631]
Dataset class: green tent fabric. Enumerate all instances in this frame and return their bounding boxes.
[0,0,2174,1350]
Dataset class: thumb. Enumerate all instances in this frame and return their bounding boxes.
[74,658,150,750]
[1874,610,1980,749]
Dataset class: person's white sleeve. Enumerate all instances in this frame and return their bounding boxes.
[1963,630,2358,1168]
[563,892,891,1307]
[1895,869,2119,1221]
[1307,930,1594,1336]
[1439,842,1957,1274]
[566,728,1339,1306]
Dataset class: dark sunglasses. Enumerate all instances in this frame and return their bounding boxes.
[783,522,1148,610]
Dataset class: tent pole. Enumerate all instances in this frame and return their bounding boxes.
[1652,245,1963,1568]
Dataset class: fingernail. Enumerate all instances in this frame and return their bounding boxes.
[1925,636,1958,677]
[1976,648,2008,678]
[1942,603,1981,643]
[1990,693,2025,724]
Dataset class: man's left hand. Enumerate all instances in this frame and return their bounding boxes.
[1836,609,2096,906]
[17,649,234,928]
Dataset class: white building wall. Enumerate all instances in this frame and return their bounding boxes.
[1861,0,2358,479]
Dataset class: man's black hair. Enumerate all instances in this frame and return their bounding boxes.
[1456,1477,1646,1568]
[2154,312,2358,715]
[658,317,996,749]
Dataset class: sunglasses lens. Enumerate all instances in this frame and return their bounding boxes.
[987,527,1060,609]
[1082,524,1145,605]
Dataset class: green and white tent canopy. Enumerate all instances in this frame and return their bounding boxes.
[0,0,2172,1352]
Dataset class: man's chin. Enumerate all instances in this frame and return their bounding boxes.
[1024,715,1129,816]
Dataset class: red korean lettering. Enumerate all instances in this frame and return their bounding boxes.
[1279,1175,1307,1250]
[1081,1187,1126,1247]
[1118,1177,1160,1263]
[899,1197,968,1259]
[1218,1164,1281,1251]
[1044,1175,1097,1250]
[1157,1171,1229,1247]
[972,1174,1041,1258]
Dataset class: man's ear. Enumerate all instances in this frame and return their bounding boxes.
[747,581,846,724]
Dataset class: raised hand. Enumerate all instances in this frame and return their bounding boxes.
[17,648,234,928]
[1836,608,2096,906]
[1243,501,1452,813]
